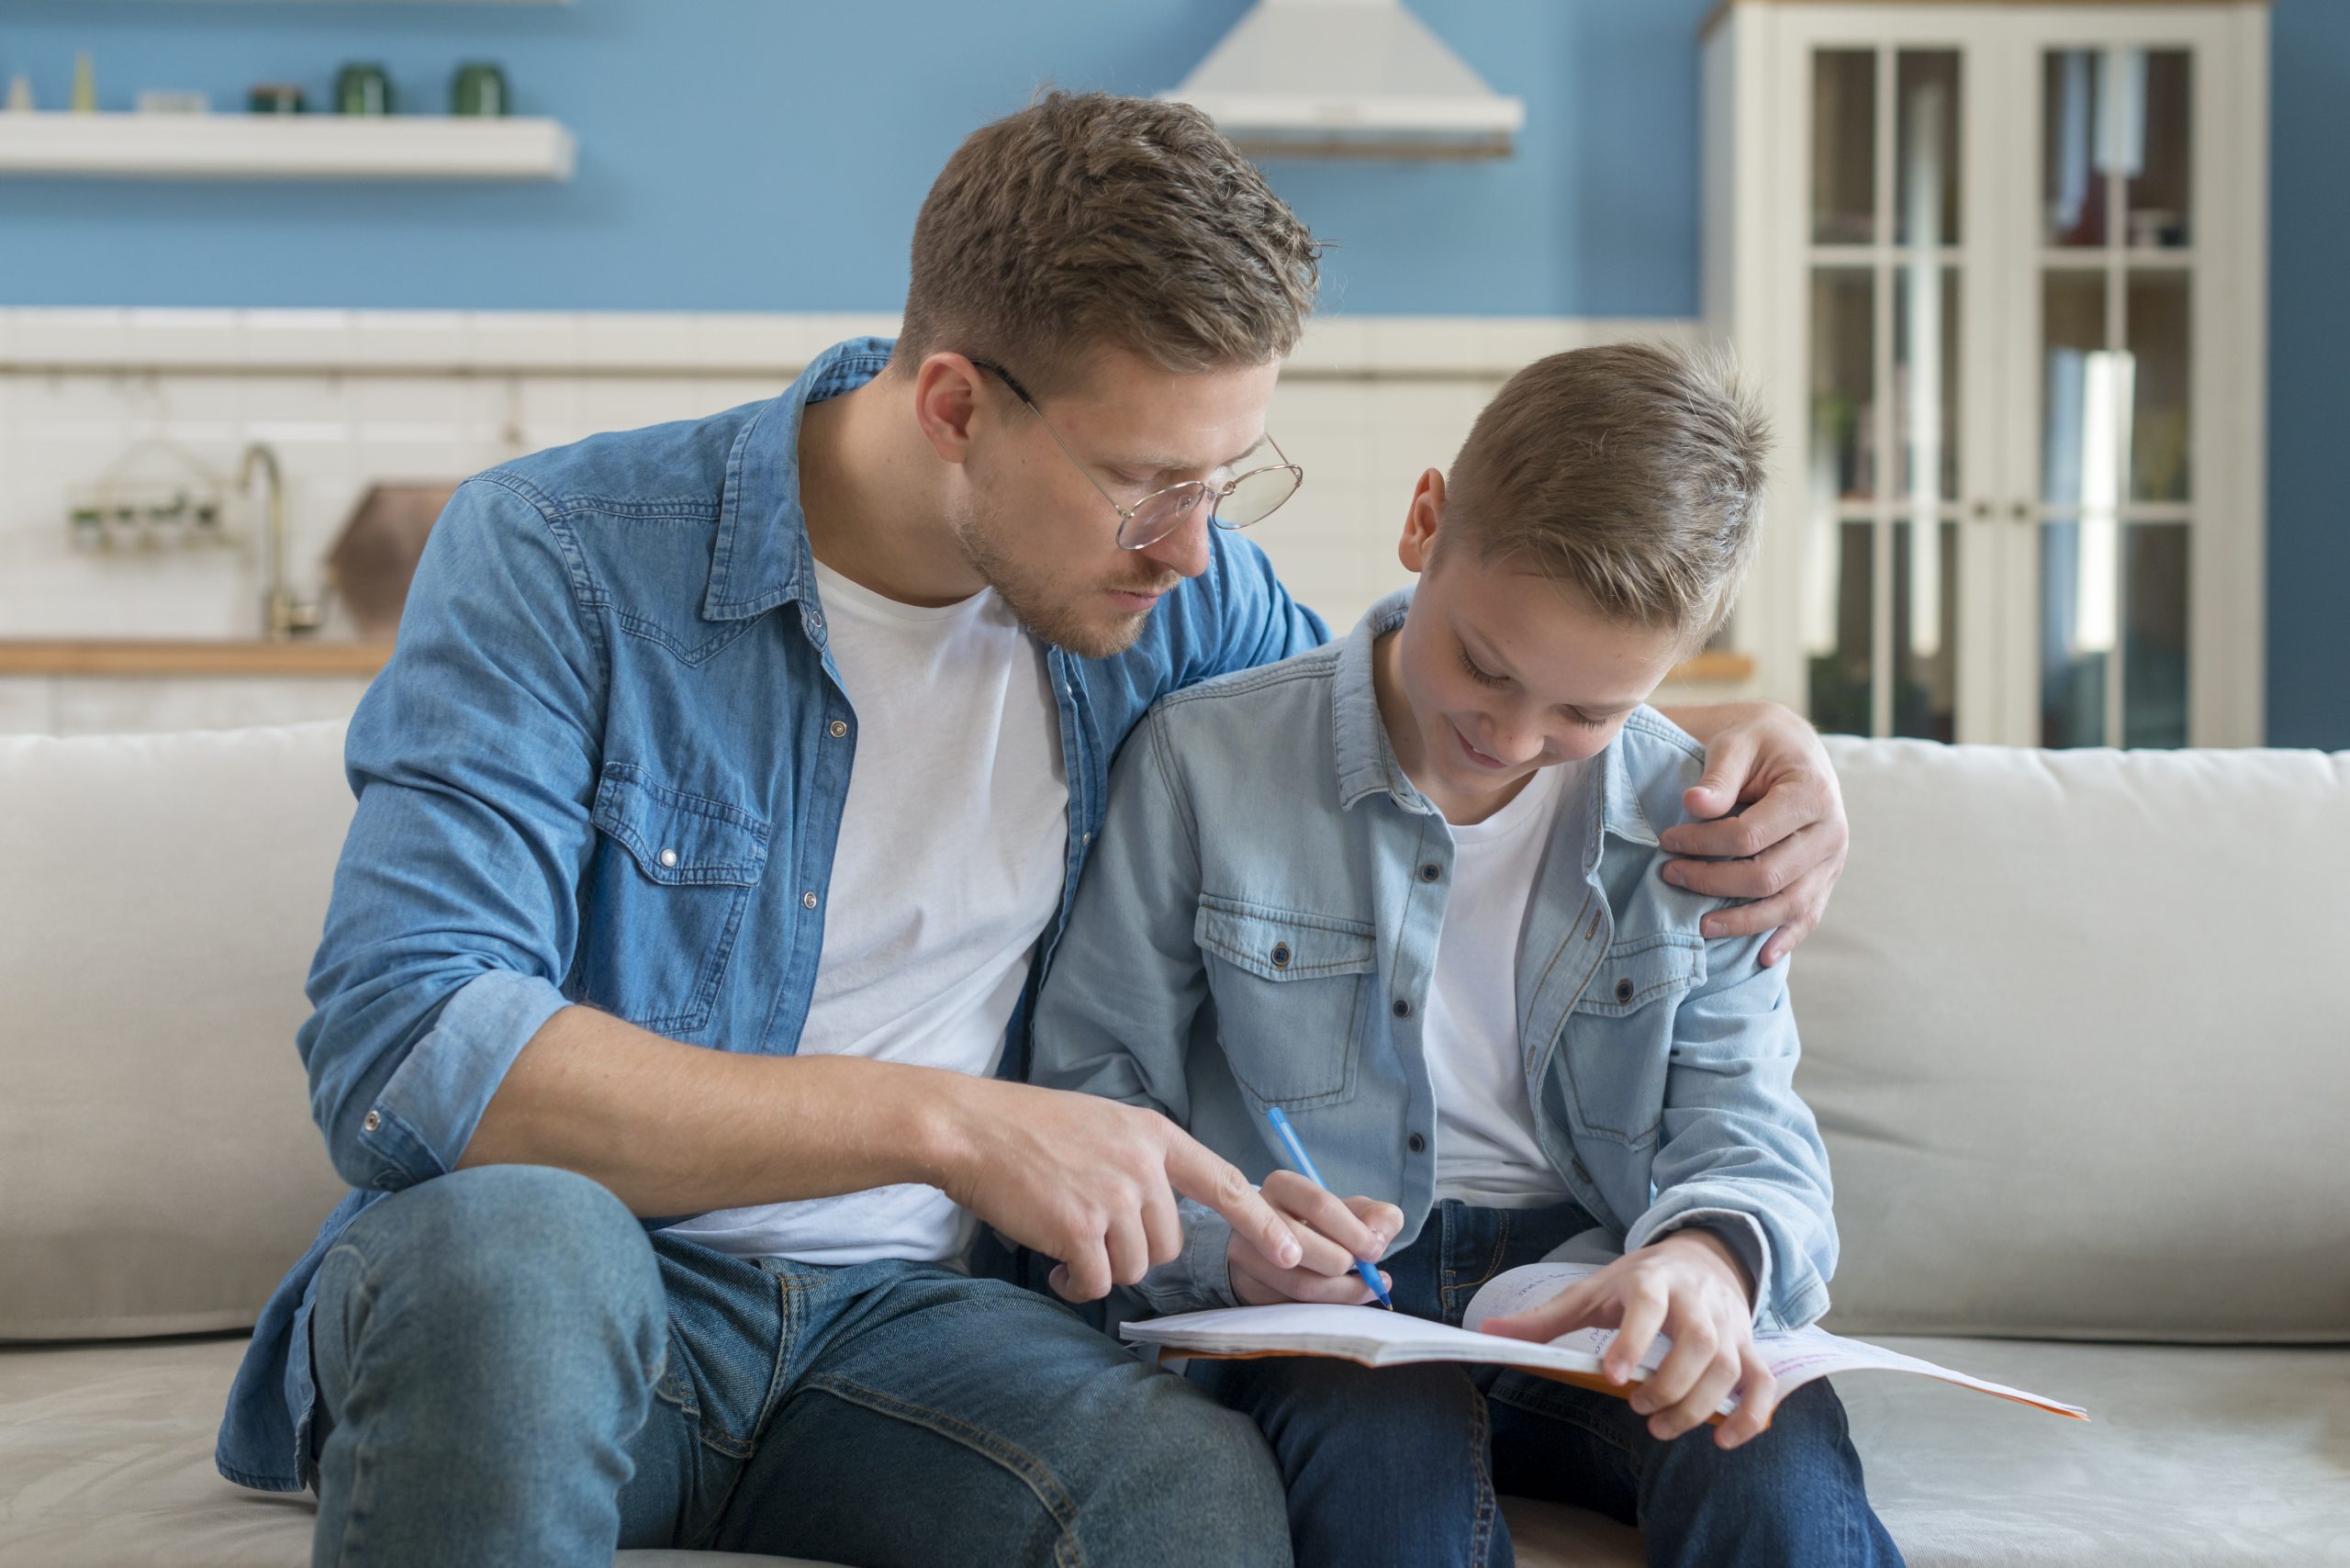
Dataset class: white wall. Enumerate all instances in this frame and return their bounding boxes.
[0,309,1718,734]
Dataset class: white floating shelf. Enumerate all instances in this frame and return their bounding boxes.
[0,113,576,181]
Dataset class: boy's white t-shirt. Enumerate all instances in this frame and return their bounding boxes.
[1424,760,1579,1210]
[661,560,1069,1268]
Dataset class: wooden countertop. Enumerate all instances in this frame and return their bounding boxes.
[0,639,395,678]
[0,641,1755,684]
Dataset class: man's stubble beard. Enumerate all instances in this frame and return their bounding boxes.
[950,493,1169,661]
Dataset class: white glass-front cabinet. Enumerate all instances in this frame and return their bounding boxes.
[1702,2,2268,745]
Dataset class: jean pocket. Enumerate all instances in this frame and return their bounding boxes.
[578,763,768,1036]
[1195,896,1376,1109]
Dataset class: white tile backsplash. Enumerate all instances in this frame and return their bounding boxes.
[0,308,1696,732]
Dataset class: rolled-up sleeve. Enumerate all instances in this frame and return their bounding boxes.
[298,474,607,1193]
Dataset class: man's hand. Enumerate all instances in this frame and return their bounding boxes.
[1654,700,1848,968]
[924,1076,1301,1304]
[1226,1170,1403,1306]
[1480,1229,1779,1450]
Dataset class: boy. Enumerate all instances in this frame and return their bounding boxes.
[1031,344,1903,1567]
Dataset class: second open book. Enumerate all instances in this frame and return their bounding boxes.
[1121,1260,2087,1422]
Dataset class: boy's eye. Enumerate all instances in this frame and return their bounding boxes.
[1457,646,1507,689]
[1569,710,1609,731]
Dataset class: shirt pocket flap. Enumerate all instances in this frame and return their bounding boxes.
[1195,897,1377,982]
[591,765,769,888]
[1576,933,1704,1015]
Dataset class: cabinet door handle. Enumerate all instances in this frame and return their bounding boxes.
[2010,500,2033,524]
[1971,498,1994,520]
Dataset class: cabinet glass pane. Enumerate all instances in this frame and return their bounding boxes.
[2128,271,2192,502]
[2124,522,2190,746]
[2124,50,2192,249]
[2040,516,2115,747]
[1813,50,1877,245]
[2042,272,2109,508]
[1893,518,1958,742]
[1896,267,1960,502]
[1807,521,1875,736]
[1812,269,1876,500]
[1896,51,1961,246]
[2044,50,2107,247]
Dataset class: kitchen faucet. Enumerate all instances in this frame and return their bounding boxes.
[238,442,325,642]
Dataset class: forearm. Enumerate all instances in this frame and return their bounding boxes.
[455,1003,966,1216]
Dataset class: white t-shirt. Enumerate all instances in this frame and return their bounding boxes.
[662,561,1069,1268]
[1424,760,1579,1210]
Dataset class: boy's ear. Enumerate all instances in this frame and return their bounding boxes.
[1399,468,1448,574]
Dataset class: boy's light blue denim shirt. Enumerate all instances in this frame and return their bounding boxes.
[1030,588,1838,1333]
[212,337,1327,1494]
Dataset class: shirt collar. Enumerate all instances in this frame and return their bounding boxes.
[1328,585,1658,852]
[701,336,897,623]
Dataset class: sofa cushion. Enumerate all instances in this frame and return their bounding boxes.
[8,1334,2347,1567]
[0,723,354,1339]
[1795,740,2350,1341]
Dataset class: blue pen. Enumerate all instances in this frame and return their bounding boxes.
[1265,1104,1395,1310]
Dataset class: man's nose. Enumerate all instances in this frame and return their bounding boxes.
[1135,504,1214,580]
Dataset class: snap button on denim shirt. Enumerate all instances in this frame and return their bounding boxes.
[1029,590,1838,1334]
[213,338,1326,1494]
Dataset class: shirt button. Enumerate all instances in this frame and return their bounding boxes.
[658,848,679,868]
[1081,831,1093,845]
[1392,999,1412,1019]
[363,1110,381,1133]
[1407,1133,1427,1154]
[1419,863,1441,882]
[828,720,848,739]
[1615,977,1636,1003]
[802,890,820,909]
[1270,942,1292,969]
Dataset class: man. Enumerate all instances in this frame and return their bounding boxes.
[216,92,1852,1567]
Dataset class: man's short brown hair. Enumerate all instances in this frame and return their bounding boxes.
[894,91,1321,395]
[1440,342,1771,646]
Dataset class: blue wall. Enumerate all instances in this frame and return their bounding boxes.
[2265,0,2347,751]
[0,0,1703,317]
[0,0,2339,745]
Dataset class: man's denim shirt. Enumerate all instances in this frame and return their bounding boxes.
[213,338,1326,1494]
[1030,590,1838,1332]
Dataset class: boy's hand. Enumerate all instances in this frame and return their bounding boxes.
[1480,1229,1780,1450]
[1653,700,1847,969]
[1226,1171,1403,1306]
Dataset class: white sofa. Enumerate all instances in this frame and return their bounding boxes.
[3,720,2345,1568]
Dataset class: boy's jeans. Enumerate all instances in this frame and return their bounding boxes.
[305,1163,1291,1568]
[1189,1198,1904,1568]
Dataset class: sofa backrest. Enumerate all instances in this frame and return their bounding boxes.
[0,722,353,1339]
[5,723,2344,1343]
[1796,738,2350,1342]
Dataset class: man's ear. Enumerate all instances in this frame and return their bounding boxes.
[911,353,988,465]
[1398,468,1448,574]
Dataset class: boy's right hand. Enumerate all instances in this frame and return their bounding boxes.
[1227,1170,1403,1305]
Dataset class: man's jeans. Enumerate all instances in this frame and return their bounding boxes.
[306,1164,1292,1568]
[1189,1199,1904,1568]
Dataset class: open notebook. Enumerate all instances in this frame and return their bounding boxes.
[1122,1261,2087,1422]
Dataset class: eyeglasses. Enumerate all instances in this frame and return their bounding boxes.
[969,357,1304,552]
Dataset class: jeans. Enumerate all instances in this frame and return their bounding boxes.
[306,1164,1292,1568]
[1189,1199,1904,1568]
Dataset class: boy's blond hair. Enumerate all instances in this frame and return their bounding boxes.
[894,91,1322,397]
[1441,342,1771,646]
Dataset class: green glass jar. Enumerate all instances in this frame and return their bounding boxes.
[334,62,393,117]
[247,82,305,115]
[451,62,509,118]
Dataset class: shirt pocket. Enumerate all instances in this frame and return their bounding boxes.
[1560,933,1704,1146]
[1194,896,1377,1110]
[576,763,769,1036]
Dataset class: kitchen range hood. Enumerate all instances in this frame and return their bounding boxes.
[1159,0,1524,160]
